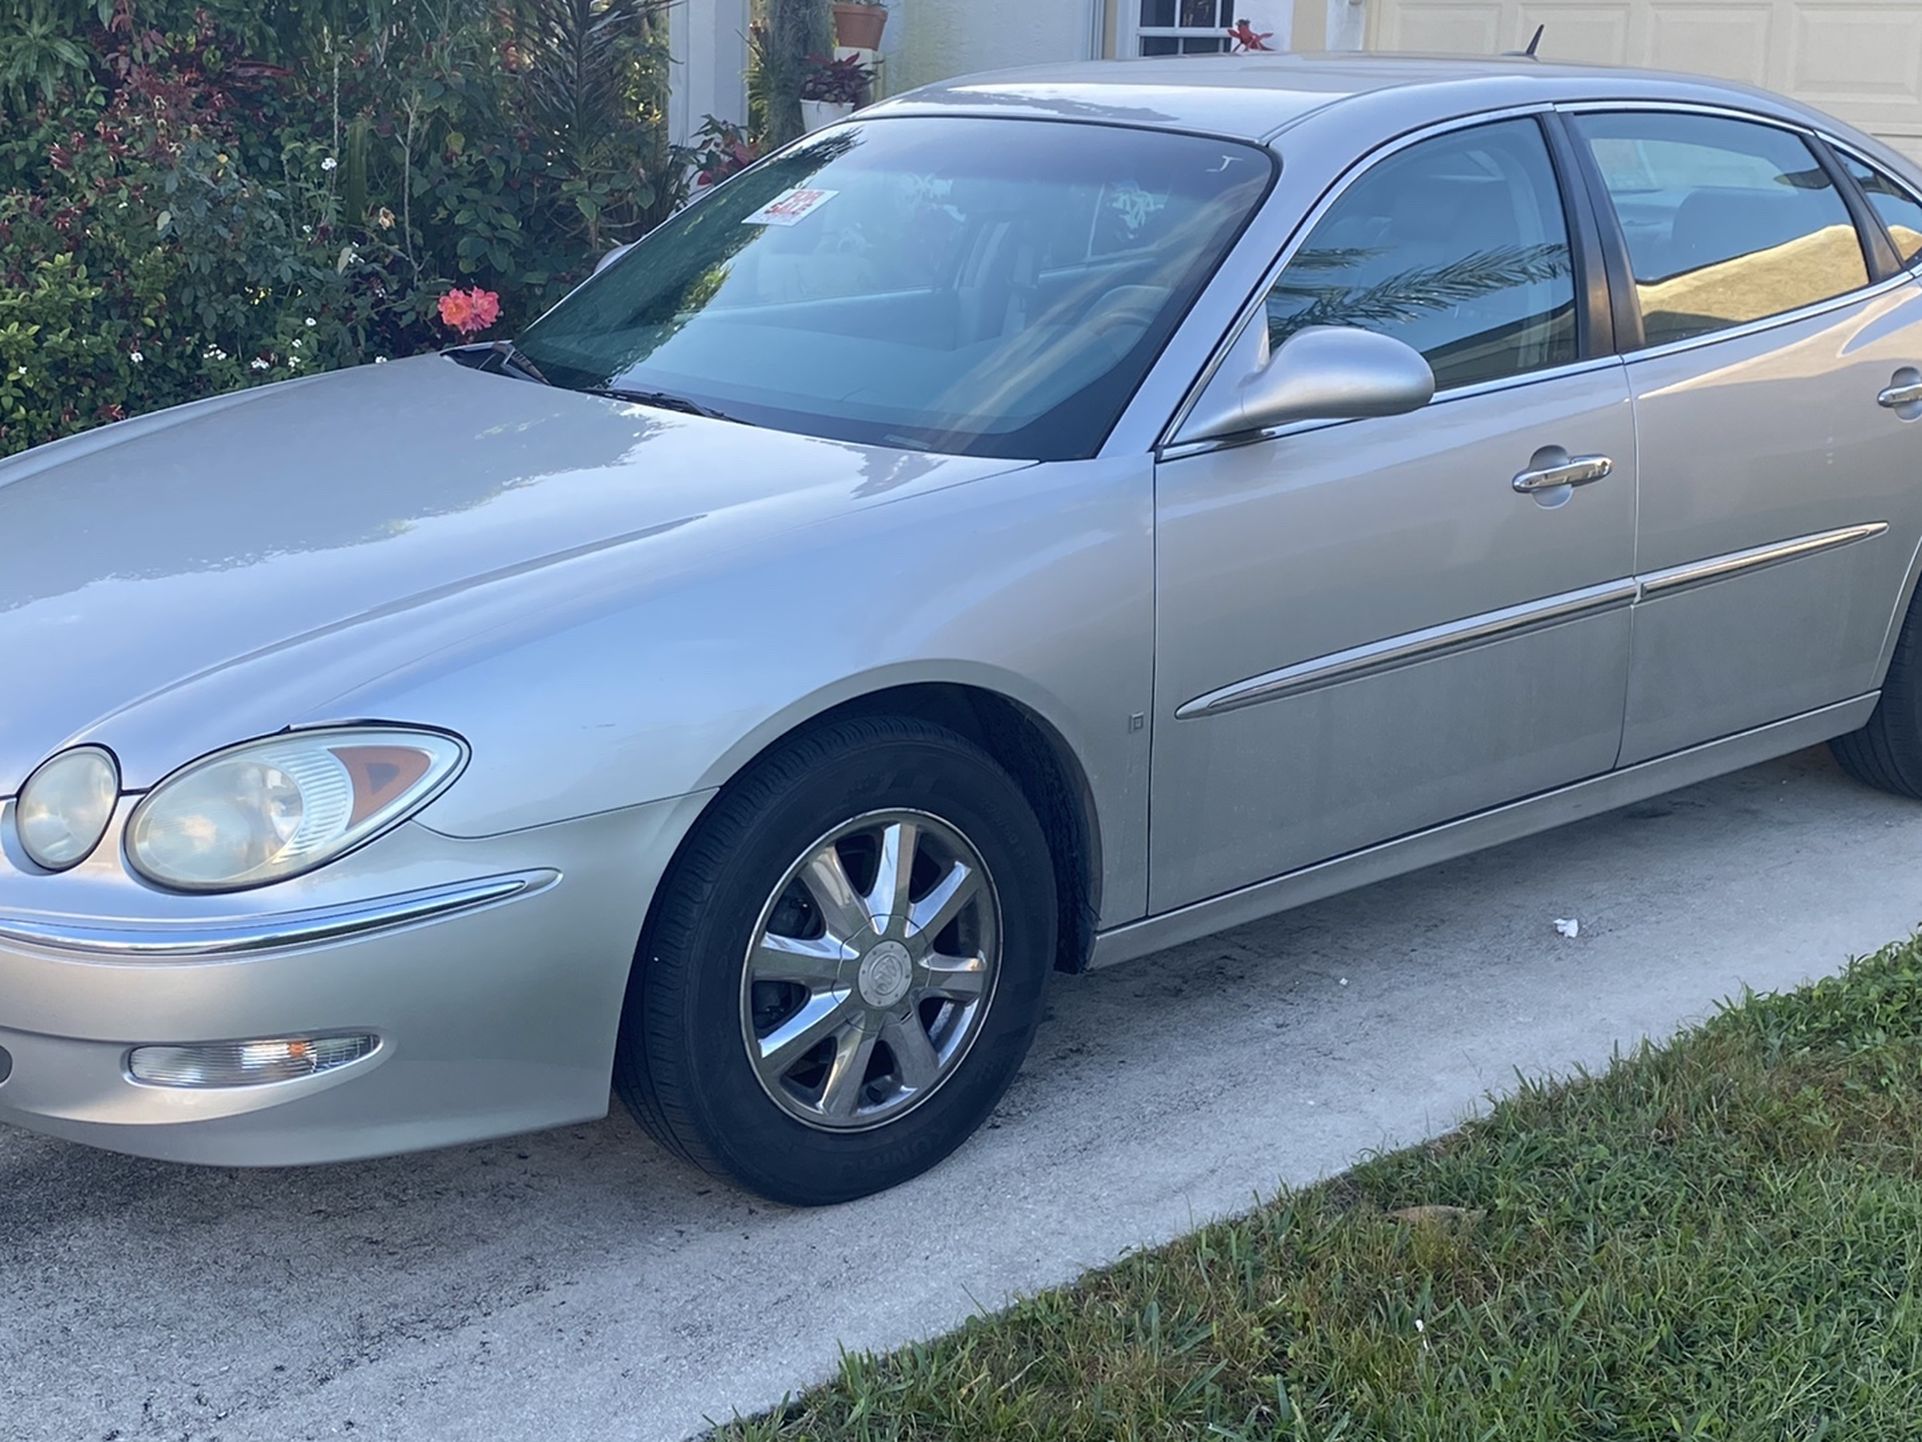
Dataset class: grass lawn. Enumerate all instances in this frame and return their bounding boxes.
[722,939,1922,1440]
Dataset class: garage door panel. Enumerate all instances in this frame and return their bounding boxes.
[1640,4,1774,87]
[1790,7,1922,114]
[1378,1,1507,53]
[1518,3,1632,62]
[1370,0,1922,163]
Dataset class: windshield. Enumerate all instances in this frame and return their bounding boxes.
[517,117,1274,460]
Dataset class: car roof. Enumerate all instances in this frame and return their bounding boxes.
[867,51,1849,150]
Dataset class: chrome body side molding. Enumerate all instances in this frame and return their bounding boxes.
[1181,524,1889,720]
[1637,523,1888,598]
[0,871,559,958]
[1176,578,1638,719]
[1092,694,1877,970]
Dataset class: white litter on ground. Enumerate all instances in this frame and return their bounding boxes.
[1554,917,1581,938]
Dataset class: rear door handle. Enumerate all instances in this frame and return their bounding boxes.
[1879,381,1922,408]
[1512,453,1613,494]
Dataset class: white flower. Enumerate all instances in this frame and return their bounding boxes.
[12,366,24,376]
[250,358,269,371]
[288,354,302,368]
[320,157,338,172]
[203,347,228,361]
[129,351,144,364]
[374,356,389,364]
[291,338,303,349]
[302,224,313,235]
[304,317,317,327]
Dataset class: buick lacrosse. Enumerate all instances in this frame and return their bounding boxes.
[7,53,1922,1204]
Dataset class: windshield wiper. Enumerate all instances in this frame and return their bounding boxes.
[447,339,553,387]
[584,386,741,424]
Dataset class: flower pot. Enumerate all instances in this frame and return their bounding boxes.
[832,2,888,50]
[801,98,856,132]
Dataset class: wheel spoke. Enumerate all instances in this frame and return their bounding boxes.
[758,989,854,1077]
[801,844,874,945]
[864,819,921,922]
[883,1013,943,1090]
[909,862,980,943]
[818,1026,879,1118]
[743,808,1003,1132]
[750,932,845,988]
[919,952,989,1001]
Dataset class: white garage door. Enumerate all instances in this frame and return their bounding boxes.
[1369,0,1922,161]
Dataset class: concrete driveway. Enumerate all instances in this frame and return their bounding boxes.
[6,746,1920,1442]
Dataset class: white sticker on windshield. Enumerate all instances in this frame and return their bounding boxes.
[744,187,840,227]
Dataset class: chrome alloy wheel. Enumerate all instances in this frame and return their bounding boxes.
[740,809,1002,1132]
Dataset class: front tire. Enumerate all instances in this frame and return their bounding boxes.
[615,715,1057,1205]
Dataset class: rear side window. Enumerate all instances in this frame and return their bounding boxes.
[1573,112,1870,347]
[1838,151,1922,266]
[1263,118,1578,391]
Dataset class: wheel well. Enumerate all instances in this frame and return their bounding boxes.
[712,684,1103,974]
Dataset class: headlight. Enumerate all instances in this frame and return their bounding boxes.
[17,746,120,871]
[126,728,466,892]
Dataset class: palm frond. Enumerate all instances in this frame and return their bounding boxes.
[1269,242,1572,343]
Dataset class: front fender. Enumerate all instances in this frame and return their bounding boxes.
[311,455,1157,926]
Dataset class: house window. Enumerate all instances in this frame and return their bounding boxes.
[1128,0,1235,56]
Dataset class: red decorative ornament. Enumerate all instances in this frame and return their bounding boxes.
[1227,19,1274,51]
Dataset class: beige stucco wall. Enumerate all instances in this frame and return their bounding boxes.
[894,0,1093,91]
[889,0,1301,93]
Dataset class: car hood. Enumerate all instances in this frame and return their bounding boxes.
[0,355,1026,791]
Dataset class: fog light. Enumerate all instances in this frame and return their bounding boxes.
[127,1034,377,1088]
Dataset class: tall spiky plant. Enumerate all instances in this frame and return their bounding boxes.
[511,0,665,159]
[759,0,831,146]
[505,0,674,248]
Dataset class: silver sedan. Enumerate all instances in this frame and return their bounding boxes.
[7,53,1922,1204]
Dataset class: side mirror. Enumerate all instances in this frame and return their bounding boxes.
[1176,325,1435,445]
[594,241,636,275]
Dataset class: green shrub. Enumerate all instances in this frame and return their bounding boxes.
[0,0,686,457]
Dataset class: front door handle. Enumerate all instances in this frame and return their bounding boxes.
[1879,379,1922,409]
[1512,452,1613,494]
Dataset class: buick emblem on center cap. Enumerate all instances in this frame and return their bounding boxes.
[857,940,914,1009]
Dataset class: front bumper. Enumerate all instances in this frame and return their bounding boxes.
[0,791,710,1165]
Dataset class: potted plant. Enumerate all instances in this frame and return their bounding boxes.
[799,52,873,131]
[832,0,888,51]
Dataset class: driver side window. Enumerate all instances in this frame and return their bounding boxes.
[1264,118,1579,391]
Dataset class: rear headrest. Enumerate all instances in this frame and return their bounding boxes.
[1670,185,1826,272]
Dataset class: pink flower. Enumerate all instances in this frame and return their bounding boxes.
[438,287,502,336]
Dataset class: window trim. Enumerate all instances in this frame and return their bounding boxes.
[1818,132,1922,276]
[1556,99,1903,363]
[1809,133,1901,282]
[1540,108,1618,358]
[1158,104,1600,456]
